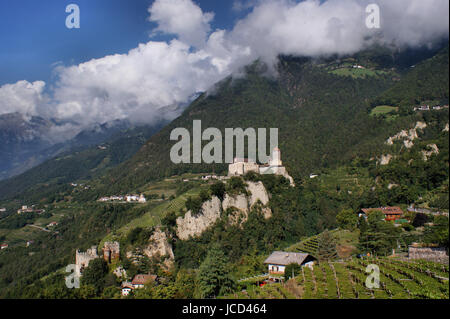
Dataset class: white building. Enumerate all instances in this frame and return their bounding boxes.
[138,194,146,203]
[121,282,133,296]
[264,251,316,275]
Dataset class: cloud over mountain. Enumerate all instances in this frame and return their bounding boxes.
[1,0,448,142]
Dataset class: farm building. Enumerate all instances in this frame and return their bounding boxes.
[131,274,157,289]
[264,251,316,275]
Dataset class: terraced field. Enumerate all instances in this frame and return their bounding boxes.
[286,229,341,255]
[99,186,202,246]
[227,258,449,299]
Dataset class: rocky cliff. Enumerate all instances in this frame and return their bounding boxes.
[176,181,272,240]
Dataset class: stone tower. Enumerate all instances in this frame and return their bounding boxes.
[103,241,120,263]
[269,147,282,166]
[75,246,98,275]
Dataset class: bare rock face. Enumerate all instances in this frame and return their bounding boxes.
[143,227,175,268]
[222,193,249,213]
[175,182,273,239]
[380,154,393,165]
[176,196,222,240]
[422,144,439,161]
[247,181,270,206]
[386,121,428,149]
[223,181,272,226]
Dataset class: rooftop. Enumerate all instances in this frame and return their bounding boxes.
[131,274,157,286]
[264,251,312,266]
[361,206,403,215]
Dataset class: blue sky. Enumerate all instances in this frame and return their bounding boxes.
[0,0,447,134]
[0,0,242,85]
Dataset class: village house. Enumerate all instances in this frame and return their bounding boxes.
[125,194,146,203]
[360,206,404,221]
[201,175,218,181]
[121,274,158,295]
[17,205,45,215]
[131,274,157,289]
[17,205,33,214]
[47,222,58,227]
[121,282,134,296]
[0,208,6,213]
[264,251,316,276]
[1,243,8,250]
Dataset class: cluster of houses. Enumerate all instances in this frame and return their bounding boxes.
[352,64,365,69]
[17,205,45,215]
[98,194,146,203]
[414,105,449,111]
[70,183,91,189]
[182,175,229,182]
[121,274,158,296]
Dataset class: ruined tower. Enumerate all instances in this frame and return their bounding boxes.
[103,241,120,263]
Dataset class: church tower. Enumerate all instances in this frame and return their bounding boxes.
[270,147,282,166]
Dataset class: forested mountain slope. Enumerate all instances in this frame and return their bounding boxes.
[93,53,407,196]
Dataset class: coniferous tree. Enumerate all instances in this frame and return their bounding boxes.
[317,230,338,262]
[196,244,236,298]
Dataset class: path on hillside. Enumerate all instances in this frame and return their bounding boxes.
[28,224,50,232]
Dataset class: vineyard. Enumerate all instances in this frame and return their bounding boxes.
[227,258,449,299]
[286,229,340,255]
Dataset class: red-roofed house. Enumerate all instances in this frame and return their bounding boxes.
[360,206,404,221]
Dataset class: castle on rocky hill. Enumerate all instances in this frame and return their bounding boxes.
[228,147,295,186]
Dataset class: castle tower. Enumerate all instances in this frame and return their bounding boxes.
[270,147,282,166]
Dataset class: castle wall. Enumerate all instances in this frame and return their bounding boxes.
[75,246,98,275]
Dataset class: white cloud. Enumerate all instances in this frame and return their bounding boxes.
[232,0,260,12]
[0,80,46,117]
[149,0,214,48]
[1,0,448,143]
[224,0,449,67]
[49,39,231,126]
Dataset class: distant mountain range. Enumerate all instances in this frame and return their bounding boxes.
[0,102,185,181]
[0,113,130,180]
